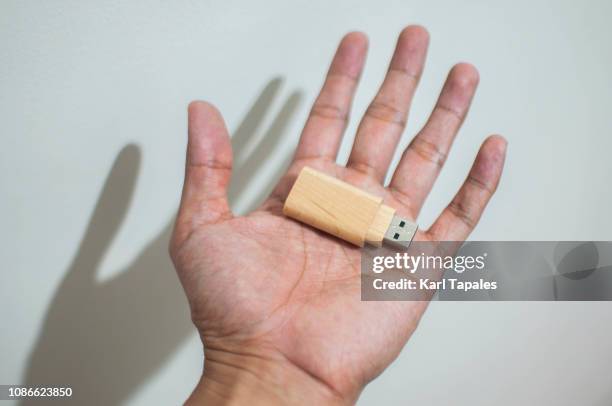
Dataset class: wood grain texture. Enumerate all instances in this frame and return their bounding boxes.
[365,204,395,246]
[283,166,394,247]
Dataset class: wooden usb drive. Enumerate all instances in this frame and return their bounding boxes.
[283,166,417,248]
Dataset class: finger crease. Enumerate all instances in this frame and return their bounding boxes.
[348,161,379,178]
[435,103,464,121]
[408,137,447,168]
[310,103,349,122]
[447,200,476,229]
[366,100,407,126]
[327,71,359,83]
[187,159,232,171]
[388,67,420,83]
[466,175,494,195]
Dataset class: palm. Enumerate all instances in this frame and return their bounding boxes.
[171,26,506,401]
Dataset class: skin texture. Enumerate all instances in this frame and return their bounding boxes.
[170,26,507,405]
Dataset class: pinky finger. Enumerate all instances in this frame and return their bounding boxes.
[427,135,507,241]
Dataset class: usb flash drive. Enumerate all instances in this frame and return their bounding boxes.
[283,166,418,249]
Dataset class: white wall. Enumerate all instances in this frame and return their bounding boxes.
[2,0,612,404]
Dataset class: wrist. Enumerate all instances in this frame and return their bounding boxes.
[187,344,353,405]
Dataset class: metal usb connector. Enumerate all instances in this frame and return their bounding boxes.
[383,214,418,249]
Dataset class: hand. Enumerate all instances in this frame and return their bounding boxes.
[170,26,506,405]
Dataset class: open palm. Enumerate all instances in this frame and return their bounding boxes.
[170,26,506,405]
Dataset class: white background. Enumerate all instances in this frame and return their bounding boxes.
[2,0,612,404]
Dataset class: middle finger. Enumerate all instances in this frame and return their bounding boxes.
[346,25,429,182]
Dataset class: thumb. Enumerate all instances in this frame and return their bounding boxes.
[173,101,233,247]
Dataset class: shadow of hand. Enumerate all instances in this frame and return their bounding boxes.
[21,78,301,405]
